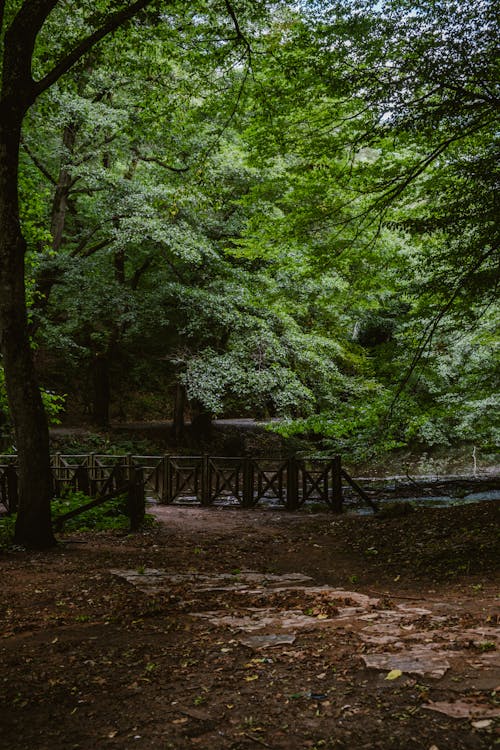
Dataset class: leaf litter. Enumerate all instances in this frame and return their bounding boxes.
[1,500,499,750]
[112,568,499,679]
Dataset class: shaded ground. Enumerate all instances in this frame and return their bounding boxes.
[0,501,499,749]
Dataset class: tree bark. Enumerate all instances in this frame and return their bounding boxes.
[0,113,55,548]
[190,399,212,442]
[92,354,111,429]
[50,123,77,252]
[0,0,156,547]
[172,381,186,442]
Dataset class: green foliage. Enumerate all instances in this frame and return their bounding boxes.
[51,491,130,532]
[8,0,498,462]
[0,491,154,548]
[273,384,405,463]
[0,367,64,430]
[0,514,16,548]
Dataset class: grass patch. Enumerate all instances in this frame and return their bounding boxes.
[0,490,157,549]
[0,514,15,548]
[52,490,130,532]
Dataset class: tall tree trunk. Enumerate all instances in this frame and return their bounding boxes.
[190,398,212,442]
[0,0,155,548]
[0,115,55,549]
[92,353,110,429]
[50,123,77,252]
[172,381,186,442]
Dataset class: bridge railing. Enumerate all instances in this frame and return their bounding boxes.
[0,453,359,514]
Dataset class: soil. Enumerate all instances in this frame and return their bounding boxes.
[1,500,499,750]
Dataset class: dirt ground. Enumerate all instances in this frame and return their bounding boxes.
[0,500,499,750]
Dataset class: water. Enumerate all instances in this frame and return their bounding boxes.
[345,489,500,515]
[146,487,500,513]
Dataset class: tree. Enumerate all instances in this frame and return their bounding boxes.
[0,0,165,547]
[227,1,499,455]
[322,0,500,422]
[23,42,275,428]
[308,0,499,301]
[0,0,269,547]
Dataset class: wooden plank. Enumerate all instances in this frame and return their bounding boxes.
[341,469,378,512]
[331,456,343,513]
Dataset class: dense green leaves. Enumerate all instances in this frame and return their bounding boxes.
[3,0,498,459]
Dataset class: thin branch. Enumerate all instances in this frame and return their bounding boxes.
[33,0,156,97]
[130,257,154,289]
[70,227,99,256]
[385,244,499,421]
[197,63,250,171]
[223,0,252,54]
[135,152,189,174]
[20,139,57,185]
[71,237,111,258]
[72,133,118,166]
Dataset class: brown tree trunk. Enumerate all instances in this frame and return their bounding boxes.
[172,381,186,442]
[50,123,77,252]
[190,399,212,442]
[92,353,110,428]
[0,0,155,548]
[0,114,55,549]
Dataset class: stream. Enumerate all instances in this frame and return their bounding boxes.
[346,488,500,515]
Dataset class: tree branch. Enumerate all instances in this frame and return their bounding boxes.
[136,152,189,173]
[223,0,251,50]
[197,63,250,170]
[20,139,57,185]
[73,133,118,166]
[79,238,112,259]
[2,0,59,101]
[130,257,154,289]
[33,0,156,98]
[385,244,499,421]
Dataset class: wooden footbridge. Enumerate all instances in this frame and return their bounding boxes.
[0,453,376,517]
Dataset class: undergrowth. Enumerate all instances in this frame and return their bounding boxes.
[52,490,130,532]
[0,490,156,549]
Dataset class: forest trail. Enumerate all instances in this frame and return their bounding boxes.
[1,500,498,749]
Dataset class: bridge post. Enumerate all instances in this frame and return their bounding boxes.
[163,454,172,504]
[201,454,210,506]
[75,465,90,496]
[242,457,254,507]
[127,466,145,531]
[332,455,343,513]
[286,456,299,510]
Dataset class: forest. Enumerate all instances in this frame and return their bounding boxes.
[0,0,498,547]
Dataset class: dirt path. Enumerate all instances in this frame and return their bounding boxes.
[0,501,498,749]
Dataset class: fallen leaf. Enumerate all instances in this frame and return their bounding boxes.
[386,669,403,680]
